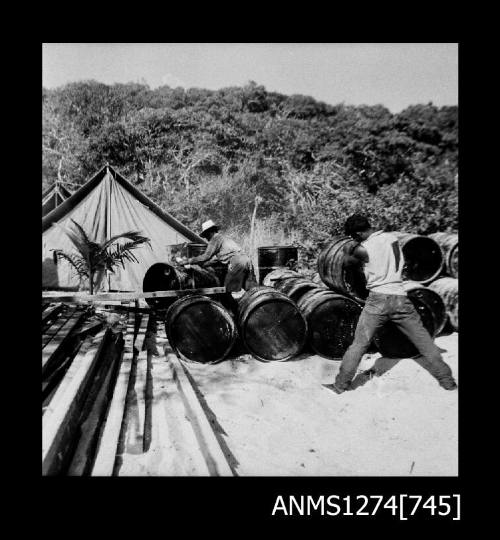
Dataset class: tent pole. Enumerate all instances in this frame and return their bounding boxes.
[106,166,112,292]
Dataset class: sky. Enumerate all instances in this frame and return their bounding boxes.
[42,43,458,113]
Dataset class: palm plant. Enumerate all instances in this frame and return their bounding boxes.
[52,219,151,294]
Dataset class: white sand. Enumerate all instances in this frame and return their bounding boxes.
[184,333,458,476]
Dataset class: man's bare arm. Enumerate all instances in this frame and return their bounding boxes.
[343,244,369,266]
[189,236,221,264]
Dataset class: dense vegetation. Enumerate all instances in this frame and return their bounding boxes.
[42,81,458,265]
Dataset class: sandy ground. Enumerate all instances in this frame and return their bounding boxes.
[184,333,458,476]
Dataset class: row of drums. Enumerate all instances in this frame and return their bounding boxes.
[150,232,458,365]
[165,288,307,365]
[163,274,457,365]
[258,232,458,287]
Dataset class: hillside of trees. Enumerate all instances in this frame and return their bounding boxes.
[42,80,458,264]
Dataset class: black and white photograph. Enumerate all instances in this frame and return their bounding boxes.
[41,43,459,489]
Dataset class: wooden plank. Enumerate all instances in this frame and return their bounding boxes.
[42,310,87,375]
[42,306,75,345]
[134,313,150,353]
[73,320,104,338]
[143,351,153,452]
[42,287,226,303]
[140,354,211,476]
[124,349,148,455]
[66,351,118,476]
[166,348,234,476]
[42,333,87,403]
[42,307,75,346]
[122,312,150,453]
[41,303,63,325]
[42,328,109,475]
[96,305,152,315]
[91,312,135,476]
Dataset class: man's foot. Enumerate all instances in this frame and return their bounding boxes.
[322,382,349,394]
[440,380,458,390]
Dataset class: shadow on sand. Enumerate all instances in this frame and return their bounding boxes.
[350,353,450,390]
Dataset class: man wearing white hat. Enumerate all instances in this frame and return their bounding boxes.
[184,219,256,297]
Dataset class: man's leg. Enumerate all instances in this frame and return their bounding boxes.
[333,295,388,391]
[244,261,258,290]
[225,254,248,295]
[391,297,457,389]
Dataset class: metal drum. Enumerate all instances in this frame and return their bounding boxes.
[391,232,444,284]
[428,233,458,278]
[317,236,369,303]
[165,295,237,364]
[236,286,307,362]
[257,246,298,285]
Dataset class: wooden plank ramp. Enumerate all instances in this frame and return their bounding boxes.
[91,318,234,476]
[42,306,74,346]
[42,327,109,475]
[91,305,136,476]
[42,308,87,377]
[123,313,150,455]
[41,303,63,326]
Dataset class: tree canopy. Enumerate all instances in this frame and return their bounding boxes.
[42,80,458,263]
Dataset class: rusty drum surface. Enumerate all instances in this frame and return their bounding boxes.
[237,286,307,362]
[261,267,302,288]
[317,236,369,302]
[165,294,237,364]
[296,288,363,359]
[274,276,322,303]
[428,277,458,331]
[428,233,458,278]
[391,232,444,284]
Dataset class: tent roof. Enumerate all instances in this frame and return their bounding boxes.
[42,164,204,243]
[42,183,73,217]
[42,183,73,203]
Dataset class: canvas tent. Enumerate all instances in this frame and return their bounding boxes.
[42,164,204,292]
[42,183,73,217]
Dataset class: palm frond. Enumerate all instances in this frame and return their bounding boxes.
[52,250,89,278]
[69,219,92,245]
[100,231,151,252]
[104,238,151,269]
[52,220,96,259]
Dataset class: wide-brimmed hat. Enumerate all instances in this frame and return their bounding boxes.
[200,219,219,238]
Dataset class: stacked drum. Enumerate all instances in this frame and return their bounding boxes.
[257,246,298,285]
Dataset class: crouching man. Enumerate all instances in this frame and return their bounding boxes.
[184,220,257,298]
[324,214,457,394]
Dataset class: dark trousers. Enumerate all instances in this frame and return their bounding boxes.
[335,292,455,390]
[224,253,257,293]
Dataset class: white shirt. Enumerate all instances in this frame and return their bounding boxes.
[361,230,406,295]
